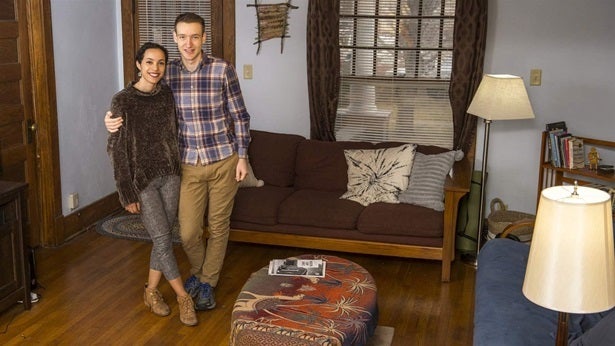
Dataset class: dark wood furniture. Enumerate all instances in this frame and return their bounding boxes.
[537,131,615,208]
[0,181,30,312]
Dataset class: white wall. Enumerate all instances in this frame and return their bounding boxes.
[51,0,122,215]
[235,1,310,137]
[480,0,615,214]
[53,0,614,217]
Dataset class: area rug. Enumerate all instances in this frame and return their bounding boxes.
[95,214,181,244]
[368,326,395,346]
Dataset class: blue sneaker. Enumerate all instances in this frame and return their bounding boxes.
[184,275,200,299]
[194,282,216,311]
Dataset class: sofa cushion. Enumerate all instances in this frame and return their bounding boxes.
[475,238,562,346]
[357,202,443,237]
[398,151,456,211]
[278,189,365,230]
[294,140,375,191]
[232,186,294,225]
[340,144,416,206]
[570,308,615,346]
[248,130,305,187]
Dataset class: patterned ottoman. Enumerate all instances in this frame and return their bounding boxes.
[231,255,378,346]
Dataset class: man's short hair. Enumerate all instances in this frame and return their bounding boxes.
[174,12,205,33]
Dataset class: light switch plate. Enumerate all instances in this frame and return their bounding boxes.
[530,69,542,86]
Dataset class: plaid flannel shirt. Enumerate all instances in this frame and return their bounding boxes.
[166,54,250,165]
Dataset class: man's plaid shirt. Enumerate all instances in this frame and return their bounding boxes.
[166,54,250,165]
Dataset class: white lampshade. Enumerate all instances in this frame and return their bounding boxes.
[523,185,615,313]
[467,74,535,120]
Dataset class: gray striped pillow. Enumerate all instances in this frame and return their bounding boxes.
[398,151,456,211]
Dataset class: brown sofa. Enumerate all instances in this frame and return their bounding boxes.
[229,130,472,281]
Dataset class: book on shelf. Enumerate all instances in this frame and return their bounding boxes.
[545,126,586,170]
[546,121,567,132]
[569,137,585,169]
[548,128,567,167]
[268,258,326,278]
[558,133,572,168]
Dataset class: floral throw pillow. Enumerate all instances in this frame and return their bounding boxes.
[340,144,416,206]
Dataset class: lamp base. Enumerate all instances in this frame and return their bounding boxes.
[460,223,488,268]
[461,253,478,267]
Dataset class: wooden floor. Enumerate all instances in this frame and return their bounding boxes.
[0,228,476,345]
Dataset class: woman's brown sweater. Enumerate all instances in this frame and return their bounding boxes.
[107,82,180,207]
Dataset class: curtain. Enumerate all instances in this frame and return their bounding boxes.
[306,0,340,141]
[449,0,488,155]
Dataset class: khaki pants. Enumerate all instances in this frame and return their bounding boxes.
[178,154,239,287]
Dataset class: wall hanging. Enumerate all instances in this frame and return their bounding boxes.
[248,0,298,54]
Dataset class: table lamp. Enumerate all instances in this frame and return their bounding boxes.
[523,184,615,346]
[465,74,535,264]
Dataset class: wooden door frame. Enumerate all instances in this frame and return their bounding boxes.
[25,0,122,247]
[25,0,63,247]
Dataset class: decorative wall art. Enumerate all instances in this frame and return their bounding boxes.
[248,0,298,54]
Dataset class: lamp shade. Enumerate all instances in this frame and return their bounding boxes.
[467,74,535,120]
[523,185,615,313]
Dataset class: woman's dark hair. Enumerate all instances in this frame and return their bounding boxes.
[135,42,168,64]
[174,12,205,33]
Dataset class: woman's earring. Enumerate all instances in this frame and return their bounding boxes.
[137,71,142,77]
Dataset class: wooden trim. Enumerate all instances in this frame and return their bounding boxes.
[121,0,136,85]
[229,229,444,260]
[62,193,122,243]
[26,0,63,246]
[222,0,235,64]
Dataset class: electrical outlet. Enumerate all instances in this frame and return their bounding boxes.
[530,69,542,86]
[68,193,79,210]
[243,64,253,80]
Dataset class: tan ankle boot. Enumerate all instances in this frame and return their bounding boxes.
[144,285,170,317]
[177,295,198,326]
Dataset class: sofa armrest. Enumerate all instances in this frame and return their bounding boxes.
[444,155,472,194]
[440,155,472,281]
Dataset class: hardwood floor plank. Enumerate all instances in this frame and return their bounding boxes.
[0,228,475,345]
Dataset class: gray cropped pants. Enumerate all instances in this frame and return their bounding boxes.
[139,175,181,281]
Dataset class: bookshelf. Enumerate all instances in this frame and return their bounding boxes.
[537,131,615,209]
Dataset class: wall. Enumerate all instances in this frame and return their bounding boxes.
[51,0,122,215]
[52,0,614,217]
[480,0,615,214]
[235,1,310,137]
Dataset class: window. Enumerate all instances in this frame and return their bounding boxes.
[337,0,456,148]
[137,0,213,60]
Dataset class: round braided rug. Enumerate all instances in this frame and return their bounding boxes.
[95,214,181,244]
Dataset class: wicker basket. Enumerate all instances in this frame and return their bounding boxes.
[487,198,535,242]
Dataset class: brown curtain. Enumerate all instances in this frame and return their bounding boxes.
[449,0,488,155]
[306,0,339,141]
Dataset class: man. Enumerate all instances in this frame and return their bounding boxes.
[105,12,250,311]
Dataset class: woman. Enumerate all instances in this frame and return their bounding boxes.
[107,42,197,326]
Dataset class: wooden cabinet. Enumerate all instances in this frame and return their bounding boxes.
[537,131,615,208]
[0,181,30,312]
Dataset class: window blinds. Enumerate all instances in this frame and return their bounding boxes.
[137,0,212,61]
[336,0,456,148]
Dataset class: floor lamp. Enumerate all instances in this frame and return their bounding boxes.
[523,184,615,346]
[464,74,535,265]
